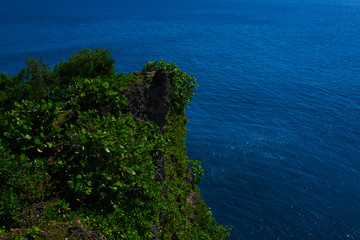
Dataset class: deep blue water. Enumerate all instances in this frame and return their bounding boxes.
[1,1,360,239]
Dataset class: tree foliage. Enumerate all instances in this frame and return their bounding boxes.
[55,48,115,86]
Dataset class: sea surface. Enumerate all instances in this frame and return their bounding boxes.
[1,0,360,239]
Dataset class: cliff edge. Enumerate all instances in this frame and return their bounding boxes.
[0,49,230,239]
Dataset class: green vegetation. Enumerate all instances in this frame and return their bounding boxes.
[0,48,230,239]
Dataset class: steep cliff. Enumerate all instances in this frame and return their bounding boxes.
[0,49,230,239]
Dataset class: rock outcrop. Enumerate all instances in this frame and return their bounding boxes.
[147,69,170,131]
[122,69,170,133]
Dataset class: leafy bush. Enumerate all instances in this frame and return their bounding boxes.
[0,73,30,112]
[55,48,115,86]
[70,76,129,114]
[0,99,62,154]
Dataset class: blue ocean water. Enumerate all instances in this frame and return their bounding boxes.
[1,0,360,239]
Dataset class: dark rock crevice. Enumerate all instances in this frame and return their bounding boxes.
[146,69,170,132]
[121,69,170,133]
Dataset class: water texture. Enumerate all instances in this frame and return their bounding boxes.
[1,1,360,239]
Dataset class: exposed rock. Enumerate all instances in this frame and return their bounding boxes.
[186,191,199,206]
[146,71,156,79]
[150,225,160,240]
[18,203,47,227]
[147,69,170,132]
[153,151,168,198]
[186,191,199,220]
[121,83,150,122]
[67,220,106,240]
[122,69,170,132]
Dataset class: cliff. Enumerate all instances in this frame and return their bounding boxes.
[0,49,230,239]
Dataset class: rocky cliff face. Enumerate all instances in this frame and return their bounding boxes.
[122,69,170,133]
[147,69,170,132]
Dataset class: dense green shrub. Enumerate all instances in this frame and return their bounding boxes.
[0,73,30,112]
[69,76,129,114]
[55,48,115,86]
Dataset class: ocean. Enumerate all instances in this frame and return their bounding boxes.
[1,0,360,239]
